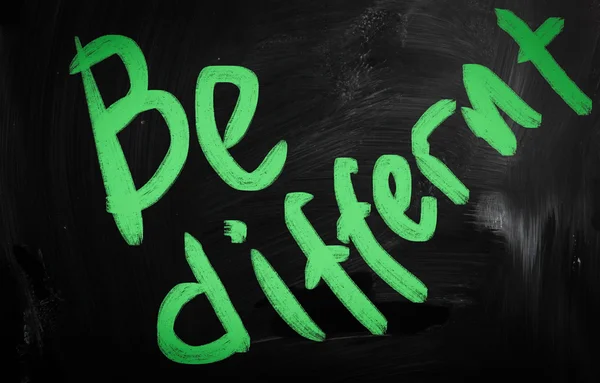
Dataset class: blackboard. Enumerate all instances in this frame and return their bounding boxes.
[2,0,600,381]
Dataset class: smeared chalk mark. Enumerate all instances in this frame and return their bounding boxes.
[224,220,247,244]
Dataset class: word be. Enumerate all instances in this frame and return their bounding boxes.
[69,9,591,365]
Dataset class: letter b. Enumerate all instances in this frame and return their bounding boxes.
[69,35,189,246]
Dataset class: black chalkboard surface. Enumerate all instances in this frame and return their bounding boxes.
[2,0,600,382]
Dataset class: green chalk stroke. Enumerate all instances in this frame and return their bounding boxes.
[69,35,189,246]
[285,192,387,335]
[462,65,542,156]
[157,233,250,364]
[250,249,325,342]
[373,155,437,242]
[411,100,469,205]
[496,9,593,116]
[224,220,247,243]
[196,66,288,191]
[305,242,349,290]
[334,158,428,303]
[517,17,563,64]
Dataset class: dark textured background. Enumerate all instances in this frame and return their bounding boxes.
[1,0,600,381]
